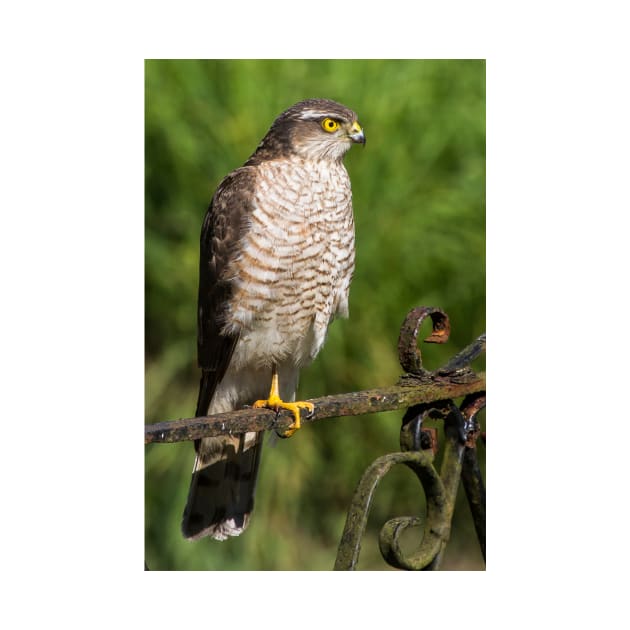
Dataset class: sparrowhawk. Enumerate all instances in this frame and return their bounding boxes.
[181,98,365,541]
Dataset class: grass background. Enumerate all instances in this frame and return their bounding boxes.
[145,59,485,570]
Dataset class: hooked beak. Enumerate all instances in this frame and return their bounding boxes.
[349,120,366,145]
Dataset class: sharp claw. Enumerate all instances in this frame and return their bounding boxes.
[254,397,314,438]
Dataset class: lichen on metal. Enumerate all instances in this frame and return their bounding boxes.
[334,306,486,570]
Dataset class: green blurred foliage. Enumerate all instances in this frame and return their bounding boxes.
[145,59,485,570]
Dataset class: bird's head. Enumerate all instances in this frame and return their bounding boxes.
[251,98,365,163]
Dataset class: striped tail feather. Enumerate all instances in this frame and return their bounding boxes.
[181,430,264,541]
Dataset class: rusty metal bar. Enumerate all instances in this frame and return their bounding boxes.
[421,403,467,570]
[145,374,485,444]
[462,445,486,561]
[460,392,486,561]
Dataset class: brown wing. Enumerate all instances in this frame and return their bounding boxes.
[195,167,256,418]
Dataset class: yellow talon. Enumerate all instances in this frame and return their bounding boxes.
[253,368,314,438]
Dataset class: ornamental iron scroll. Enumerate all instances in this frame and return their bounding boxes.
[334,307,486,570]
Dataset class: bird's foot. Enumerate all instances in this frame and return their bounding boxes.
[253,395,314,438]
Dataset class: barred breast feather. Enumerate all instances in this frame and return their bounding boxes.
[225,158,355,370]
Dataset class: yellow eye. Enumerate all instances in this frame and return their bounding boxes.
[321,117,340,133]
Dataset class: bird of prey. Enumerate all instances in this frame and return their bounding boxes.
[181,98,365,541]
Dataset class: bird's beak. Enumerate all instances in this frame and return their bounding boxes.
[349,121,366,145]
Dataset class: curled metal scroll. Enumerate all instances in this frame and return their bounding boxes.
[333,449,447,570]
[398,306,451,375]
[380,400,467,570]
[335,306,486,570]
[334,399,470,571]
[460,392,486,560]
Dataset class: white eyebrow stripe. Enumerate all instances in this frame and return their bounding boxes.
[297,110,326,120]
